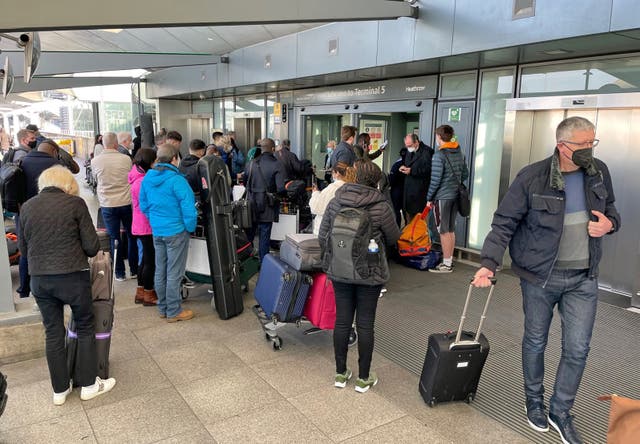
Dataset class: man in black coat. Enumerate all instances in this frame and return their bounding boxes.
[400,134,434,220]
[179,139,206,194]
[275,139,305,182]
[244,138,286,262]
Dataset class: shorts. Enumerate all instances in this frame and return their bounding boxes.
[434,199,457,234]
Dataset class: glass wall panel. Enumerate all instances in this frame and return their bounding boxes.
[468,68,515,250]
[521,56,640,97]
[213,99,223,130]
[440,72,477,99]
[192,100,213,114]
[224,98,234,132]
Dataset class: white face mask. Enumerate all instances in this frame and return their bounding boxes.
[407,147,416,153]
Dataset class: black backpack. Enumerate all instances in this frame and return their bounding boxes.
[323,206,389,285]
[0,149,27,213]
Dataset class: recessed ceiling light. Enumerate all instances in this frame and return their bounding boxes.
[100,29,123,34]
[208,37,214,41]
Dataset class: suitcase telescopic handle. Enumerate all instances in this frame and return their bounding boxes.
[451,277,497,349]
[111,239,118,301]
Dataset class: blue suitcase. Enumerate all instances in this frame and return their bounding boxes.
[255,254,312,322]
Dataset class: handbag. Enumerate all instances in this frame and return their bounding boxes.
[598,394,640,444]
[232,199,253,229]
[398,204,431,257]
[443,151,471,218]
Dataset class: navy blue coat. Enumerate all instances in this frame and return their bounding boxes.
[21,151,62,200]
[245,152,286,223]
[480,152,621,285]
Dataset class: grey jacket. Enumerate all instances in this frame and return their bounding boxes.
[427,144,469,201]
[329,141,356,168]
[18,187,100,275]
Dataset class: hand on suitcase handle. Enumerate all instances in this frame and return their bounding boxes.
[471,268,496,288]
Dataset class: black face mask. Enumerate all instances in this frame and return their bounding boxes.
[569,147,594,169]
[27,140,37,149]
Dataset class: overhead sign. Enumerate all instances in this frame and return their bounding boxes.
[293,75,438,106]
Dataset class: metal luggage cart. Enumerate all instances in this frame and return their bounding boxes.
[251,305,358,351]
[181,231,260,305]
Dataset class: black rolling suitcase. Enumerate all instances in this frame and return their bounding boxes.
[198,155,244,320]
[67,241,116,385]
[419,279,496,407]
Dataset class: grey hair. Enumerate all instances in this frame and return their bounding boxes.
[556,117,595,141]
[102,132,118,149]
[117,131,131,144]
[156,143,178,163]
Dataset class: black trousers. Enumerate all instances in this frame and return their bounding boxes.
[332,281,382,380]
[31,271,97,392]
[136,235,155,290]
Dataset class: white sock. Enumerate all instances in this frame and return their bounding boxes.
[443,257,453,267]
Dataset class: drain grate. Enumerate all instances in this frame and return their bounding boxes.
[376,263,640,444]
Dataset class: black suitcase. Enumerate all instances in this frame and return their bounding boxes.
[67,240,117,385]
[419,280,496,407]
[198,155,244,320]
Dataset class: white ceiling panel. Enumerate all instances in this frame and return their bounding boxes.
[88,30,159,52]
[56,30,123,52]
[128,28,197,53]
[218,25,275,49]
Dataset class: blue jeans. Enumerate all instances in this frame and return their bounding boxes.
[248,222,273,262]
[153,231,190,318]
[520,269,598,415]
[101,205,138,278]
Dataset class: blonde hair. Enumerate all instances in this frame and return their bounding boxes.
[38,165,79,196]
[327,140,336,149]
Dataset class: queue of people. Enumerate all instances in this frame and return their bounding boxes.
[5,115,619,444]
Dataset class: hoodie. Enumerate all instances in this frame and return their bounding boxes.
[178,154,201,193]
[128,165,152,236]
[139,163,197,237]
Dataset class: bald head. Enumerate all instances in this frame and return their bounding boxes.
[261,138,275,153]
[37,139,60,158]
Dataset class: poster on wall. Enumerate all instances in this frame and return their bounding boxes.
[360,119,387,170]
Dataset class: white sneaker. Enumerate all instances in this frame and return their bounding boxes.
[53,384,72,406]
[80,377,116,401]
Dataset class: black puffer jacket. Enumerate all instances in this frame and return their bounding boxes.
[319,183,401,285]
[18,187,100,275]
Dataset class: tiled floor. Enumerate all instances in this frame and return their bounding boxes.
[1,171,533,443]
[0,277,532,444]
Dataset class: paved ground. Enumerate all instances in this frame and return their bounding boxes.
[1,171,533,443]
[0,274,532,444]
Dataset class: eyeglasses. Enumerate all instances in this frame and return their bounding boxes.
[560,139,599,148]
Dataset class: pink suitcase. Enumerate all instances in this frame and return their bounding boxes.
[303,273,336,330]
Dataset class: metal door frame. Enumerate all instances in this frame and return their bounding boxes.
[294,100,434,160]
[502,92,640,308]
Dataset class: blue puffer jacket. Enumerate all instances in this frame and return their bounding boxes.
[139,163,197,237]
[426,142,469,201]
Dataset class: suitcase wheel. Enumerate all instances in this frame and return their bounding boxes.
[428,398,437,408]
[272,337,283,351]
[348,328,358,347]
[466,393,475,404]
[283,272,292,282]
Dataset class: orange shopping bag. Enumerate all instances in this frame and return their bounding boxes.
[398,204,431,257]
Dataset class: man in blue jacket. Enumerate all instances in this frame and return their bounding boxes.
[140,144,197,323]
[473,117,620,444]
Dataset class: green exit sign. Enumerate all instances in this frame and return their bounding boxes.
[448,107,461,122]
